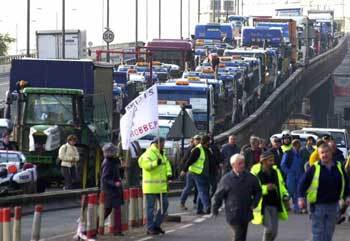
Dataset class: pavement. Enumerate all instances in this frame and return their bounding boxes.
[20,195,350,241]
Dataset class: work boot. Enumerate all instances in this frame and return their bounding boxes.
[180,203,188,211]
[155,227,165,234]
[147,229,159,235]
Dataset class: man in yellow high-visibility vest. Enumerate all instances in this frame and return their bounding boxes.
[298,143,350,241]
[182,135,212,215]
[138,137,172,235]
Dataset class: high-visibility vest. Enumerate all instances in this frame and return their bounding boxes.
[281,144,292,153]
[189,144,206,175]
[306,161,345,204]
[138,144,172,194]
[250,163,289,225]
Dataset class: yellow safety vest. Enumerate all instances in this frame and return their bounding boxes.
[306,161,345,203]
[250,163,289,225]
[189,144,206,175]
[138,144,172,194]
[281,144,292,153]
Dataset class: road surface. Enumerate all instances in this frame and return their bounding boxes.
[20,196,350,241]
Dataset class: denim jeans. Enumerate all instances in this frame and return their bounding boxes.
[145,193,169,231]
[192,173,210,212]
[263,206,279,241]
[310,203,338,241]
[180,172,196,205]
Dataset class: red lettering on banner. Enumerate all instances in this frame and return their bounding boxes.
[143,125,149,132]
[138,127,144,135]
[148,122,154,130]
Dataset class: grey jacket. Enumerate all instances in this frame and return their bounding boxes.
[212,170,261,225]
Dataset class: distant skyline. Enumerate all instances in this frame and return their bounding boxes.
[0,0,349,55]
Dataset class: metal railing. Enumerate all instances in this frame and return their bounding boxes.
[0,53,37,65]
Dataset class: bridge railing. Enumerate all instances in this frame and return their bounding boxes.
[0,53,37,65]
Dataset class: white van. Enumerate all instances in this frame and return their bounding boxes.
[301,128,349,159]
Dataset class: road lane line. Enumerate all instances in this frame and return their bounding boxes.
[135,237,153,241]
[193,217,206,223]
[178,223,194,229]
[166,229,176,233]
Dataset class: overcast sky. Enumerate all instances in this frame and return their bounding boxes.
[0,0,348,55]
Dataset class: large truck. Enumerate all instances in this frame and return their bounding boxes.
[36,30,87,59]
[5,59,114,191]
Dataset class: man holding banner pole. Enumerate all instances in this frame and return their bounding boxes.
[120,84,172,235]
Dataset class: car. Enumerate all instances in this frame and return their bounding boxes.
[0,150,37,196]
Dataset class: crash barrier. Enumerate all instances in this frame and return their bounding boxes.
[97,192,105,235]
[129,188,139,227]
[2,208,11,241]
[121,189,130,232]
[0,207,23,241]
[12,207,21,241]
[30,205,43,241]
[215,35,349,146]
[86,193,98,239]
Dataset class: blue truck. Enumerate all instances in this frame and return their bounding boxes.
[5,58,115,191]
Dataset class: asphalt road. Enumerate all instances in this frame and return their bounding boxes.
[20,195,350,241]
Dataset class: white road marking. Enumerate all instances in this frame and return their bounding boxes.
[166,229,176,233]
[178,223,194,229]
[171,212,189,216]
[135,237,153,241]
[193,217,206,223]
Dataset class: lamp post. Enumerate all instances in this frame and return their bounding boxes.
[62,0,66,59]
[106,0,110,62]
[26,0,30,57]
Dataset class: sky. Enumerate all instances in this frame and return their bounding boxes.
[0,0,203,55]
[0,0,349,55]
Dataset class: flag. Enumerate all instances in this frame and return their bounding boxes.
[120,84,159,150]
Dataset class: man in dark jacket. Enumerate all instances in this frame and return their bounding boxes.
[329,140,345,165]
[298,143,350,241]
[300,136,315,167]
[183,135,212,214]
[212,153,261,241]
[208,133,223,198]
[270,137,283,169]
[221,135,241,173]
[0,133,18,151]
[242,136,262,170]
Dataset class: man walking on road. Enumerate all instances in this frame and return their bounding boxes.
[183,135,212,214]
[138,137,172,235]
[298,143,350,241]
[270,137,283,169]
[212,154,261,241]
[221,135,241,174]
[179,135,201,210]
[251,151,289,241]
[242,136,262,170]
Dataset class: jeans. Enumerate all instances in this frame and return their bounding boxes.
[310,203,338,241]
[145,193,169,231]
[229,222,249,241]
[180,172,196,205]
[192,174,210,213]
[263,206,279,241]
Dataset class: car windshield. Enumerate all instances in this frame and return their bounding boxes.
[25,94,74,125]
[141,126,171,140]
[0,153,20,163]
[330,132,346,148]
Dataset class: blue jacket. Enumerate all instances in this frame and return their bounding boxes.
[281,149,304,195]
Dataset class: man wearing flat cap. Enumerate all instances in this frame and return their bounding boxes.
[250,150,290,241]
[138,137,172,235]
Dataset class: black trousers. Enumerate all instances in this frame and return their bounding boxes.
[61,166,77,189]
[229,222,249,241]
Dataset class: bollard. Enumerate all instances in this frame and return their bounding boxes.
[74,195,88,240]
[121,189,130,232]
[86,193,98,239]
[0,209,3,241]
[108,209,115,234]
[12,207,21,241]
[143,193,147,225]
[97,192,105,235]
[129,188,139,227]
[30,205,43,241]
[137,188,143,226]
[2,208,10,241]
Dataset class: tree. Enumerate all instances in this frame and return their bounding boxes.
[0,33,15,56]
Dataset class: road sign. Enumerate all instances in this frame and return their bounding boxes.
[103,30,114,43]
[167,109,199,139]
